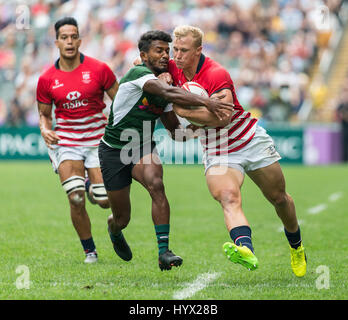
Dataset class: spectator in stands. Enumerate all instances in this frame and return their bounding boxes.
[0,0,344,127]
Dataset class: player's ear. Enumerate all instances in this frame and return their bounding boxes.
[140,51,147,63]
[196,45,202,56]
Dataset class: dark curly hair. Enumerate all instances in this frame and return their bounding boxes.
[138,30,172,52]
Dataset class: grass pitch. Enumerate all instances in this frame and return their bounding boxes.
[1,161,347,300]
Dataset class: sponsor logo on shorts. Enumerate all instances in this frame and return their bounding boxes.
[266,145,278,156]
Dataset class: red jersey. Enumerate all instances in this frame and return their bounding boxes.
[168,56,257,154]
[36,53,116,147]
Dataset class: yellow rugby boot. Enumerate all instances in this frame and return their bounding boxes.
[223,242,258,271]
[289,244,307,277]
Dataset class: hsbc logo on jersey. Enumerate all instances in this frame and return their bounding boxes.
[63,91,88,109]
[66,91,81,100]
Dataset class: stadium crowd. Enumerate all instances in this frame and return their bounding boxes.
[0,0,345,127]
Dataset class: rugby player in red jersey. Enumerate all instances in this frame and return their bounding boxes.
[36,17,119,263]
[168,25,306,276]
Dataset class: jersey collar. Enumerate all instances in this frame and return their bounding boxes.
[54,52,85,69]
[196,54,205,74]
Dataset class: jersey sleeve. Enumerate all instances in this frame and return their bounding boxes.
[36,76,52,104]
[134,73,157,89]
[131,66,157,89]
[100,63,117,90]
[208,67,233,96]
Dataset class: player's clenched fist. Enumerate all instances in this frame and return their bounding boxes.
[41,128,60,148]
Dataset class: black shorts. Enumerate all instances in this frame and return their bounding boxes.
[98,140,156,191]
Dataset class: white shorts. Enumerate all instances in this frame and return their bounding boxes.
[202,125,281,175]
[48,145,100,173]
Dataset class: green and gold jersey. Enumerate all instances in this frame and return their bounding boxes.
[102,64,171,149]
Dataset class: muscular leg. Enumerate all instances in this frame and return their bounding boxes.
[87,167,110,209]
[247,162,298,233]
[248,161,306,276]
[206,165,247,231]
[207,165,258,269]
[132,153,170,225]
[106,185,131,235]
[132,152,182,270]
[105,185,133,262]
[58,160,92,240]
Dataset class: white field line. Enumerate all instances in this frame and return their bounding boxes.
[278,191,343,232]
[277,191,343,231]
[328,192,343,202]
[307,204,328,215]
[173,272,221,300]
[306,191,343,215]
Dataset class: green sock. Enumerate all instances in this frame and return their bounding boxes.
[108,227,122,243]
[155,224,169,255]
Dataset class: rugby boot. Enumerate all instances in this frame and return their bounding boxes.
[223,242,258,271]
[84,251,98,264]
[108,227,132,261]
[159,250,183,271]
[289,244,307,277]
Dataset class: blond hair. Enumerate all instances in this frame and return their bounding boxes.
[173,25,204,48]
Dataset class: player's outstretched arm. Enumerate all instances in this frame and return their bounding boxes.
[173,89,234,127]
[143,79,234,119]
[160,110,200,141]
[38,102,60,148]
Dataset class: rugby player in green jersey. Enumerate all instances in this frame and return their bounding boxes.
[99,30,234,270]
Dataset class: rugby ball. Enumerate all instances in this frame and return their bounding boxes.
[181,82,208,127]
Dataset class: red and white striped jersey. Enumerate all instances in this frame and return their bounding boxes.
[168,56,257,155]
[36,53,116,147]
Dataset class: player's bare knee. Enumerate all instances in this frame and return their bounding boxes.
[214,189,241,206]
[69,191,85,207]
[147,177,165,198]
[268,191,290,208]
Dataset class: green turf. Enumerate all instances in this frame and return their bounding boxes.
[1,161,347,300]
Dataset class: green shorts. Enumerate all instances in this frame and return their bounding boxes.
[98,140,156,191]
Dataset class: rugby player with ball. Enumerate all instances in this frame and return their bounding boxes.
[169,25,306,277]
